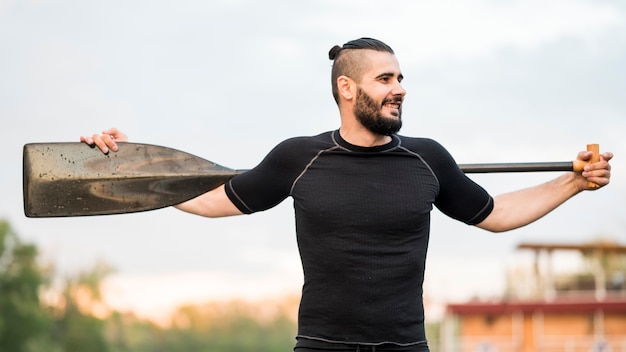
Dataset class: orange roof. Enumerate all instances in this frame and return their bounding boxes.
[447,298,626,315]
[517,242,626,253]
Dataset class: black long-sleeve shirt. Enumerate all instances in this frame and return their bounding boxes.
[225,130,493,347]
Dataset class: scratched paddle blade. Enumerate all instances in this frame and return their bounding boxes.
[23,142,241,217]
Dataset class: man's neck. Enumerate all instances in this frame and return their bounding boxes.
[338,125,392,147]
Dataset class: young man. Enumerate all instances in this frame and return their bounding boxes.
[82,38,612,352]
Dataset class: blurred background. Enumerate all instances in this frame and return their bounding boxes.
[1,0,625,350]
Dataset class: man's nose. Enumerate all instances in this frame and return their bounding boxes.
[392,81,406,97]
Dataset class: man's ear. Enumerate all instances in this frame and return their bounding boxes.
[337,76,355,101]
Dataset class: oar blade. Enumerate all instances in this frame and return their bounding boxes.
[23,142,239,217]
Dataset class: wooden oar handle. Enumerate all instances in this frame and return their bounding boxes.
[573,144,600,188]
[572,144,600,170]
[586,143,600,189]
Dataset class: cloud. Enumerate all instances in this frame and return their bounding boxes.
[3,0,625,315]
[301,0,625,67]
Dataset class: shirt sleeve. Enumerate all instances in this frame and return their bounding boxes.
[224,137,310,214]
[417,138,494,225]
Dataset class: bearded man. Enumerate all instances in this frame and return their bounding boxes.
[82,38,613,352]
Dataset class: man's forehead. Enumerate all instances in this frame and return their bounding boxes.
[361,50,401,75]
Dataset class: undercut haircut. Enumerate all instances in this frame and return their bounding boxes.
[328,37,395,104]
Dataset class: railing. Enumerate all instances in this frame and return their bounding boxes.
[538,335,626,352]
[443,335,626,352]
[453,336,516,351]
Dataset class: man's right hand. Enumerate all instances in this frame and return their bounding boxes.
[80,128,128,154]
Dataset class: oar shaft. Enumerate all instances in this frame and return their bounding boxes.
[459,161,574,173]
[238,161,578,174]
[458,143,597,174]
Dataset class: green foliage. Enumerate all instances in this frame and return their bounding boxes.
[106,301,297,352]
[53,260,115,352]
[59,311,109,352]
[0,219,298,351]
[0,220,52,352]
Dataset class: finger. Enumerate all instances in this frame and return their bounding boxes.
[585,175,610,189]
[583,161,610,175]
[92,134,110,154]
[600,152,614,162]
[583,167,610,178]
[102,128,128,142]
[582,150,613,171]
[102,128,118,139]
[582,167,611,186]
[79,136,94,145]
[105,133,119,152]
[582,154,612,172]
[96,133,118,152]
[577,150,593,162]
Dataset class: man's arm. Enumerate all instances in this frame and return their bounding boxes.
[174,184,243,218]
[476,150,613,232]
[81,128,244,218]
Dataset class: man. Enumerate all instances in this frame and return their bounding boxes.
[82,38,612,352]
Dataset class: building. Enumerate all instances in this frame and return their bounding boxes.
[441,241,626,352]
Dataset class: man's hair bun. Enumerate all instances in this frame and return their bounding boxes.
[328,45,343,60]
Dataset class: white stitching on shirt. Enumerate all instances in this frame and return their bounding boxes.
[289,146,340,195]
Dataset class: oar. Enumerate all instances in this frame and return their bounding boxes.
[22,142,597,218]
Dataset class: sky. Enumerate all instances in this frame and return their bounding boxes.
[1,0,625,322]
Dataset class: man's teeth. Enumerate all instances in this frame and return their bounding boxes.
[384,103,400,108]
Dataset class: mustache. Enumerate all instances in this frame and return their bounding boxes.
[383,96,404,104]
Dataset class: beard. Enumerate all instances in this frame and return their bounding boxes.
[354,87,402,136]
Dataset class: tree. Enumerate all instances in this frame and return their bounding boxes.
[0,219,53,352]
[53,261,115,352]
[0,218,298,351]
[0,219,115,352]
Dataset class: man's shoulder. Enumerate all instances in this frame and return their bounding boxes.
[397,135,446,152]
[266,131,335,159]
[397,135,459,171]
[277,130,335,147]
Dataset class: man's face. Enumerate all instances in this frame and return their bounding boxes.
[353,51,406,136]
[354,87,402,136]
